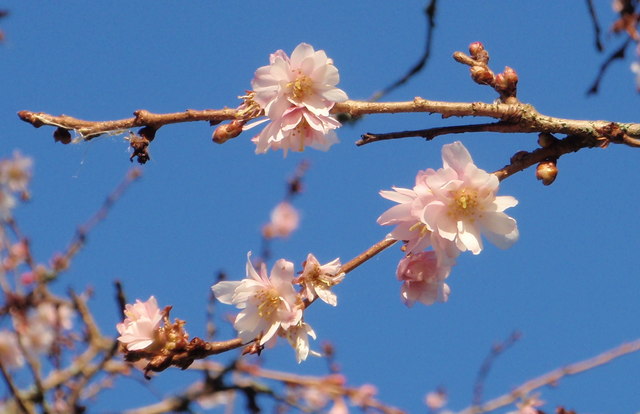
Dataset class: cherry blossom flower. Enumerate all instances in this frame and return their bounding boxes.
[116,296,164,351]
[282,321,317,363]
[262,201,300,239]
[212,253,302,345]
[425,389,448,410]
[252,42,347,120]
[298,253,343,306]
[0,151,32,194]
[0,331,24,368]
[415,141,519,255]
[377,184,433,255]
[0,189,16,220]
[396,251,451,307]
[252,106,340,155]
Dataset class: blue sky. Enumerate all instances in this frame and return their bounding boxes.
[2,2,639,413]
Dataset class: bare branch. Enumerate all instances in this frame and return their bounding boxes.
[456,338,640,414]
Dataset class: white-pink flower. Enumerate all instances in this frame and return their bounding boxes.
[415,141,518,254]
[212,253,302,345]
[396,251,451,307]
[252,106,340,155]
[377,181,434,255]
[262,201,300,239]
[0,151,32,194]
[298,253,343,306]
[252,42,348,120]
[116,296,164,351]
[282,321,317,363]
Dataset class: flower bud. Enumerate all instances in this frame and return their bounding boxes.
[468,42,489,63]
[536,161,558,185]
[537,132,557,148]
[470,65,494,85]
[212,120,245,144]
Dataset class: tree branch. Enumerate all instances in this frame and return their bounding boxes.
[457,338,640,414]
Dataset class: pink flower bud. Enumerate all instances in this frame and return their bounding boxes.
[212,120,245,144]
[536,161,558,185]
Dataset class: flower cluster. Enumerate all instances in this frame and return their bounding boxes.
[378,141,518,306]
[212,252,343,362]
[248,43,348,155]
[0,302,74,369]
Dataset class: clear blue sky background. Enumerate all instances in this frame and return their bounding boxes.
[2,2,639,413]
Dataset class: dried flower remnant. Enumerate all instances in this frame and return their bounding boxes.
[212,253,302,346]
[396,251,451,307]
[262,201,300,239]
[298,253,343,306]
[116,296,164,351]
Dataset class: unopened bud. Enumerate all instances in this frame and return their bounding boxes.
[494,67,518,98]
[536,161,558,185]
[212,120,245,144]
[470,66,494,85]
[537,132,557,148]
[510,151,529,164]
[468,42,489,63]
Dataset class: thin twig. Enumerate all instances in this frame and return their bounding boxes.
[587,37,632,95]
[472,331,522,407]
[585,0,604,51]
[339,238,397,275]
[456,338,640,414]
[369,0,439,101]
[0,360,31,413]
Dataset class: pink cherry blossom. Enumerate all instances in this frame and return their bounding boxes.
[116,296,164,351]
[415,141,518,254]
[0,151,32,194]
[252,42,348,120]
[252,106,340,155]
[396,251,451,307]
[262,201,300,239]
[212,253,302,345]
[377,185,433,255]
[298,253,343,306]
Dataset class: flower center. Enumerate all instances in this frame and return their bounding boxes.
[409,222,430,237]
[256,288,282,319]
[449,188,480,220]
[290,73,314,101]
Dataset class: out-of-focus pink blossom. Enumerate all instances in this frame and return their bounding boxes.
[508,394,544,414]
[0,151,32,194]
[251,106,340,155]
[298,253,343,306]
[414,141,518,255]
[0,331,24,368]
[396,251,451,307]
[212,253,302,345]
[350,384,377,406]
[425,389,448,410]
[252,42,347,119]
[262,201,300,239]
[116,296,164,351]
[0,189,16,220]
